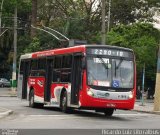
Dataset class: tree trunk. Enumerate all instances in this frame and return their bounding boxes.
[31,0,37,37]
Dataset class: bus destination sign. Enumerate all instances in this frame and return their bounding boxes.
[87,48,133,58]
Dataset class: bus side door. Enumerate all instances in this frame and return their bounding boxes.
[71,53,83,105]
[44,58,53,102]
[18,60,30,99]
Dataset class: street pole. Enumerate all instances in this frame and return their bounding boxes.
[154,44,160,111]
[101,0,105,45]
[12,5,17,91]
[141,63,145,106]
[0,0,4,34]
[107,0,111,33]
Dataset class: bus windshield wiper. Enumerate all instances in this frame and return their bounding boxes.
[116,59,123,69]
[114,59,123,77]
[97,56,109,69]
[97,56,110,77]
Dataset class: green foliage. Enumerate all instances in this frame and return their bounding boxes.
[0,0,31,78]
[110,0,159,26]
[0,0,160,86]
[110,0,135,26]
[38,0,102,43]
[32,31,61,50]
[17,34,31,58]
[23,37,40,53]
[107,23,160,88]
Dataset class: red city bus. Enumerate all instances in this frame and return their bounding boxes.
[18,45,136,116]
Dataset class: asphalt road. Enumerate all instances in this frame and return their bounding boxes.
[0,88,160,130]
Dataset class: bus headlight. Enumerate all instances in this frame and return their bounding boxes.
[87,90,94,97]
[128,93,133,99]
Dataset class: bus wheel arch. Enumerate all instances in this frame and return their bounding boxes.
[29,86,34,95]
[60,88,70,113]
[29,88,43,108]
[29,88,35,108]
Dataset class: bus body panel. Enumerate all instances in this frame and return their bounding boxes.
[32,46,86,58]
[79,91,135,109]
[28,77,45,103]
[78,68,136,110]
[50,83,70,107]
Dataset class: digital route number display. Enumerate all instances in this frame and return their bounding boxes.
[87,48,133,58]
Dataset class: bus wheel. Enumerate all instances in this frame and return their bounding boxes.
[104,108,114,116]
[61,91,70,113]
[29,90,36,108]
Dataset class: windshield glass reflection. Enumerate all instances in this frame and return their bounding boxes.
[87,56,134,88]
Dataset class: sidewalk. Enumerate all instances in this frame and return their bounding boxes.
[0,88,15,118]
[0,88,17,97]
[133,99,160,115]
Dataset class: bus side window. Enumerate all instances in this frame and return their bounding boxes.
[61,69,71,83]
[62,55,72,68]
[30,71,37,76]
[31,60,38,70]
[38,70,45,76]
[53,55,72,83]
[54,56,62,69]
[61,55,72,83]
[38,58,46,70]
[53,70,61,82]
[68,72,71,82]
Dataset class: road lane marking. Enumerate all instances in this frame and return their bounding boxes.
[27,113,152,119]
[28,113,151,117]
[29,115,70,117]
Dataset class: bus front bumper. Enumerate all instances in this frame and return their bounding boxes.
[79,94,135,110]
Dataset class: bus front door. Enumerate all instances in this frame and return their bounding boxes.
[22,60,30,99]
[71,54,82,105]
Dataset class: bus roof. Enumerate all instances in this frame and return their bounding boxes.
[20,44,133,60]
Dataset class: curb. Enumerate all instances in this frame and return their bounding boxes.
[133,109,160,115]
[0,95,17,97]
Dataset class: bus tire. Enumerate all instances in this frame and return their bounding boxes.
[29,90,37,108]
[104,108,114,116]
[60,91,70,113]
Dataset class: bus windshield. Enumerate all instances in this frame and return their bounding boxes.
[87,56,134,89]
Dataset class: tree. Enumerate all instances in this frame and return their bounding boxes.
[106,23,160,91]
[23,37,40,53]
[31,0,37,37]
[37,0,102,42]
[0,0,31,78]
[108,0,159,29]
[1,0,160,80]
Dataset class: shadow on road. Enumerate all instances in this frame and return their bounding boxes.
[23,105,130,121]
[71,110,130,121]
